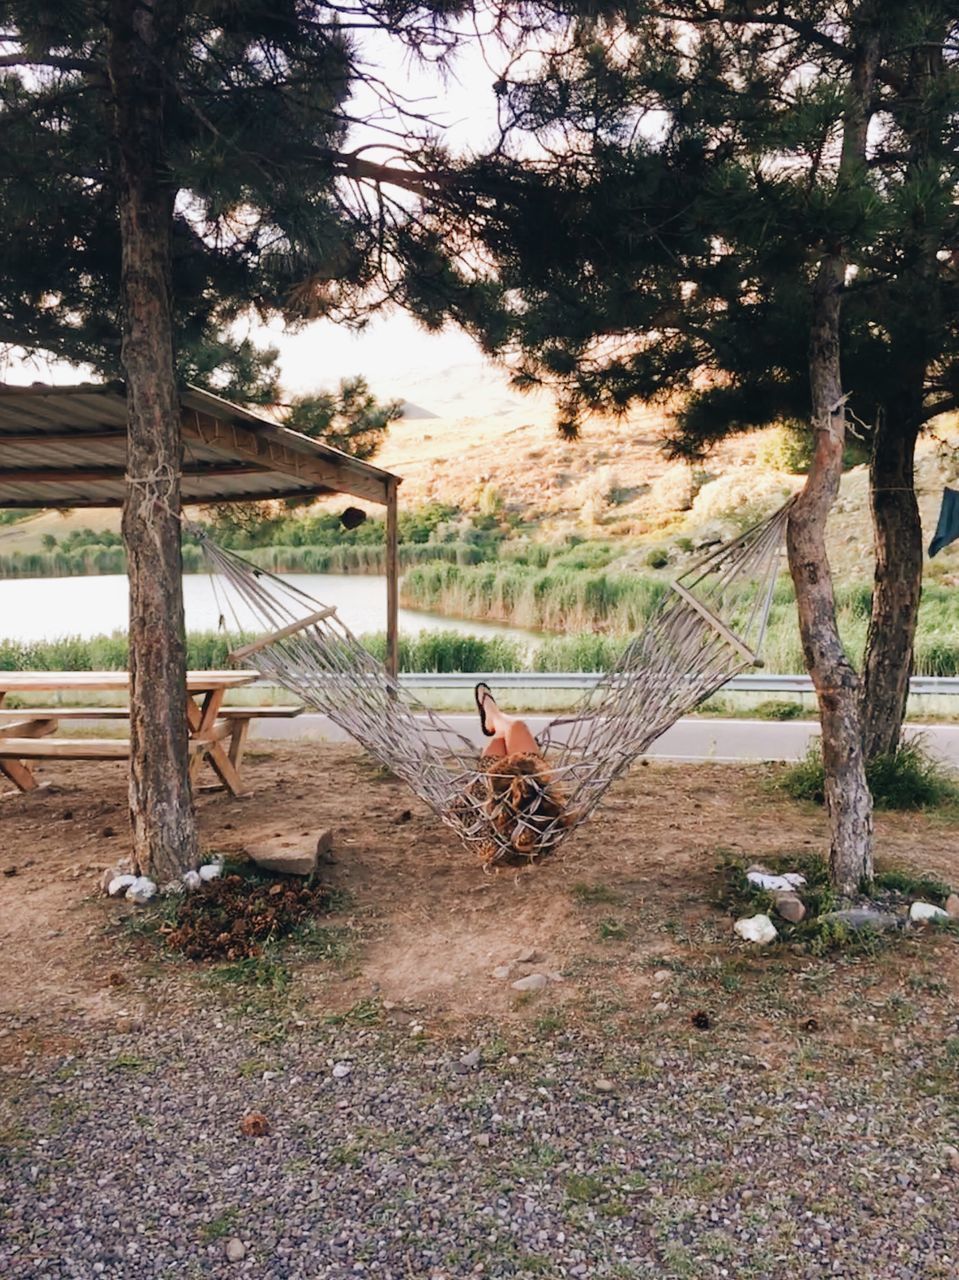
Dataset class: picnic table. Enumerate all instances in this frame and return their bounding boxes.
[0,670,300,796]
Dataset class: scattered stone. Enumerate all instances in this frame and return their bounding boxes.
[332,1062,352,1080]
[182,869,202,892]
[747,869,806,892]
[491,964,514,981]
[515,947,541,964]
[773,891,806,924]
[225,1238,246,1263]
[945,894,959,919]
[198,861,223,882]
[106,873,136,898]
[246,837,317,877]
[653,969,672,983]
[511,973,548,992]
[908,901,949,924]
[818,909,902,932]
[734,914,778,945]
[594,1078,615,1093]
[239,1111,270,1137]
[3,866,17,877]
[473,1133,491,1148]
[943,1145,959,1174]
[125,876,157,905]
[459,1048,481,1070]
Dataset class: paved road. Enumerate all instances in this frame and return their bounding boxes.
[252,713,959,767]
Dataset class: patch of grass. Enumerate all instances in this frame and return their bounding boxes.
[753,699,806,720]
[291,920,357,966]
[781,739,959,810]
[870,867,953,903]
[571,882,623,906]
[565,1172,605,1204]
[598,917,630,941]
[206,955,291,991]
[199,1208,238,1243]
[106,1052,149,1073]
[324,998,381,1026]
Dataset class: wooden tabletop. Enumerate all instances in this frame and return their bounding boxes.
[0,670,258,693]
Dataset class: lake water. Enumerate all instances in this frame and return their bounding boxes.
[0,573,536,646]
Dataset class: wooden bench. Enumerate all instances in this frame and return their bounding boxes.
[0,704,302,794]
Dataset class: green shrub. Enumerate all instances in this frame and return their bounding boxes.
[645,547,669,569]
[753,700,805,720]
[781,739,959,810]
[758,424,814,475]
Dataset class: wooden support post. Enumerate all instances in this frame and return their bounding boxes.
[386,479,399,679]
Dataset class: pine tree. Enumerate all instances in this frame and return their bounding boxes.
[417,1,959,889]
[0,0,503,881]
[440,3,959,775]
[286,377,403,461]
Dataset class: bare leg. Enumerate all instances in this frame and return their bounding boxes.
[504,719,540,756]
[481,735,508,759]
[476,685,541,757]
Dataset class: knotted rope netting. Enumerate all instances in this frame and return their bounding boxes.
[194,498,793,866]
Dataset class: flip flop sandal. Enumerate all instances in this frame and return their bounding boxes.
[474,682,496,737]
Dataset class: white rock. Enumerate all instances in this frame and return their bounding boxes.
[224,1237,246,1263]
[332,1062,352,1080]
[653,969,672,983]
[511,973,548,992]
[460,1048,482,1070]
[747,871,807,892]
[107,874,137,898]
[909,901,949,923]
[198,862,223,882]
[182,870,202,892]
[124,876,157,905]
[734,914,778,945]
[473,1132,491,1148]
[491,964,514,981]
[595,1077,615,1092]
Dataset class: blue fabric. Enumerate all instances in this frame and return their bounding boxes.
[928,487,959,557]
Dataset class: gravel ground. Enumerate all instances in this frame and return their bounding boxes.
[2,1008,959,1280]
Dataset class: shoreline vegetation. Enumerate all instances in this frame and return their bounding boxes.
[2,501,959,675]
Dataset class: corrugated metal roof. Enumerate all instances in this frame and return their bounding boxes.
[0,382,399,508]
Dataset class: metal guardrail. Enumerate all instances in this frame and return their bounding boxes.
[384,672,959,695]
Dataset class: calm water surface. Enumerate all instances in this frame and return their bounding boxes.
[0,573,536,646]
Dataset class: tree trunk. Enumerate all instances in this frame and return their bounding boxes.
[787,16,879,895]
[108,0,197,882]
[788,265,874,896]
[860,414,923,760]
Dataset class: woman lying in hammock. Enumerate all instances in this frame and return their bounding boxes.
[471,683,571,862]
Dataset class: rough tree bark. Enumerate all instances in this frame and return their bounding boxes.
[787,18,880,895]
[860,33,946,762]
[108,0,198,881]
[860,412,923,760]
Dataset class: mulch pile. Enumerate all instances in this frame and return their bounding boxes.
[163,872,332,961]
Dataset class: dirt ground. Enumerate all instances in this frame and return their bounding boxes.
[2,744,959,1056]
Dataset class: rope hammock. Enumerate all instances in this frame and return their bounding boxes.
[194,498,794,866]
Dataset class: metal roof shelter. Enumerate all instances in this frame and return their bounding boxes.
[0,381,402,671]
